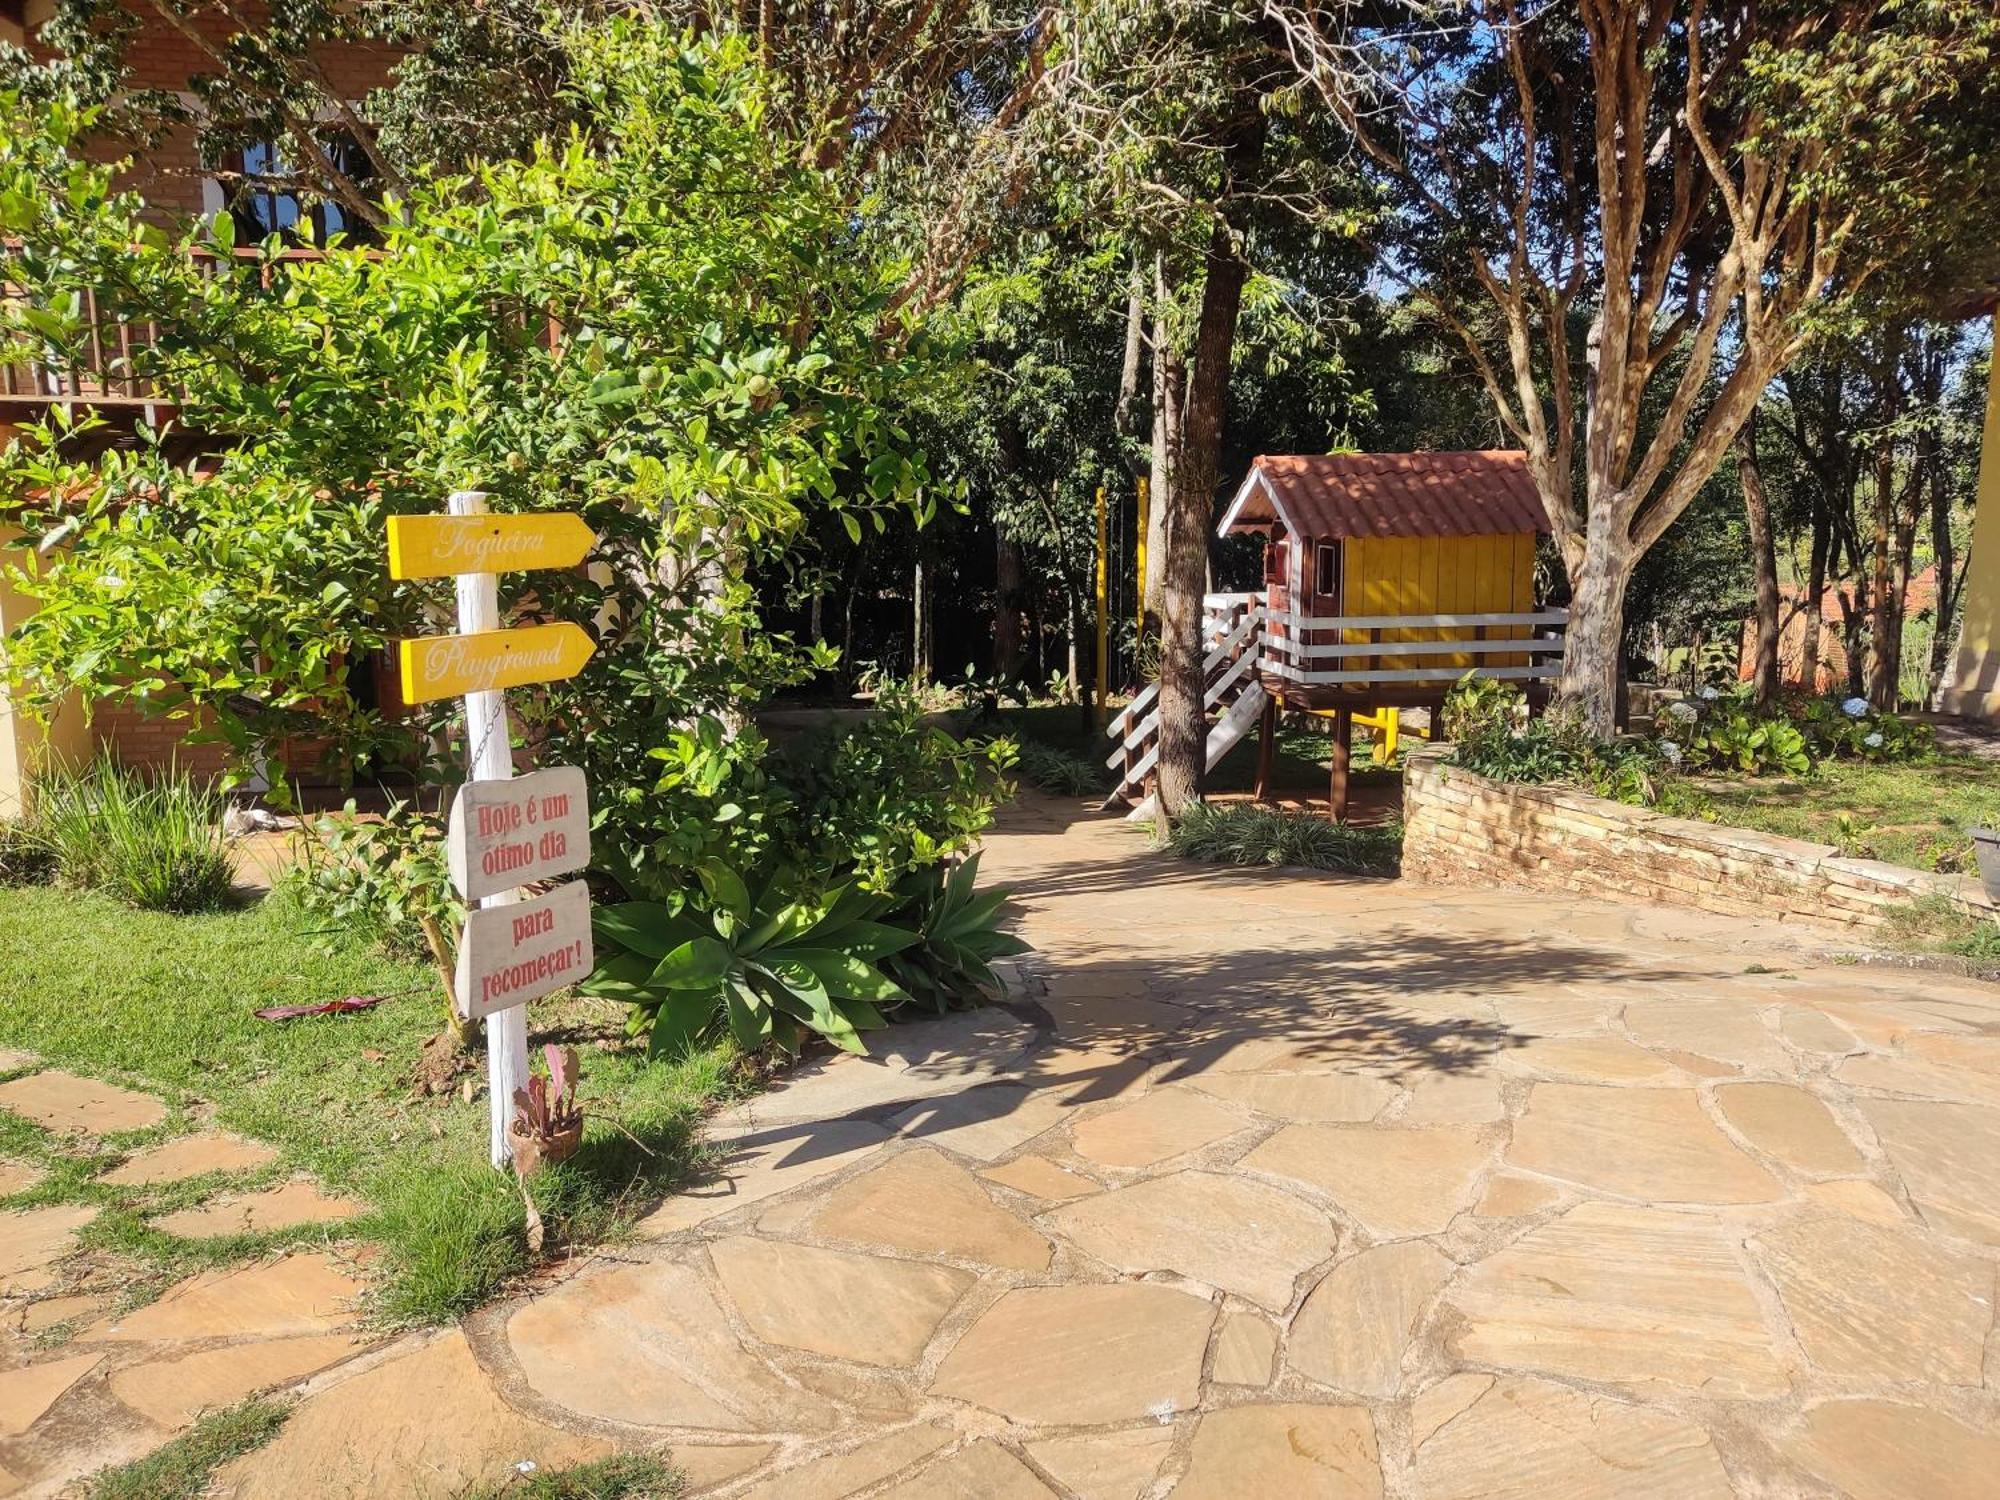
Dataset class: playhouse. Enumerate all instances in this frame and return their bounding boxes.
[1107,451,1565,819]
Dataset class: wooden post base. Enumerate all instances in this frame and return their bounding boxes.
[1330,707,1352,823]
[1253,695,1277,803]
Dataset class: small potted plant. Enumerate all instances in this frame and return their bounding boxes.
[509,1045,584,1177]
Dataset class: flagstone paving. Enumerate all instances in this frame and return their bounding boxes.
[6,792,2000,1495]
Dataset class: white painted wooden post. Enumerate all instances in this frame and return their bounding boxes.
[449,490,532,1169]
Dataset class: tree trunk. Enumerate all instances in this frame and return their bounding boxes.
[1115,249,1148,453]
[841,541,866,683]
[1156,226,1253,819]
[1144,253,1179,631]
[1865,445,1896,708]
[1556,510,1634,736]
[1801,495,1829,692]
[1927,434,1960,693]
[994,534,1026,679]
[1737,409,1781,704]
[1865,342,1901,709]
[911,554,931,685]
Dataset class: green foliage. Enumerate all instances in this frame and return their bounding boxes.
[26,757,232,913]
[585,849,1028,1062]
[1655,689,1934,777]
[585,874,919,1060]
[879,855,1030,1013]
[0,28,939,794]
[779,681,1017,891]
[1164,804,1403,876]
[1683,707,1814,777]
[1445,679,1669,808]
[87,1398,290,1500]
[1010,739,1109,797]
[294,799,458,960]
[601,717,792,910]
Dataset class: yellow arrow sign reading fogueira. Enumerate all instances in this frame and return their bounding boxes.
[387,512,596,581]
[398,622,596,704]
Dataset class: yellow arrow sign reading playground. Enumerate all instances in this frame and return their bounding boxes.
[398,622,596,704]
[387,512,596,581]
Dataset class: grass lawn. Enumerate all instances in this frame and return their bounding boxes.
[1696,755,2000,875]
[0,880,743,1326]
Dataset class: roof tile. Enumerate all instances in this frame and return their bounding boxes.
[1222,451,1549,540]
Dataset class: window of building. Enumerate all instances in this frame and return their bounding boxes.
[1314,541,1341,603]
[222,132,381,247]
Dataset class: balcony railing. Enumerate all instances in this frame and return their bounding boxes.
[1261,607,1567,687]
[0,245,330,413]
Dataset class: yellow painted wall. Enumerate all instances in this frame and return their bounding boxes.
[0,530,91,818]
[1343,532,1537,670]
[1937,330,2000,719]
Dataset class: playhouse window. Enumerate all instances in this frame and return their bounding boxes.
[1314,542,1340,601]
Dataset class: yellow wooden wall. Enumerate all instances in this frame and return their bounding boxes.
[1342,533,1537,669]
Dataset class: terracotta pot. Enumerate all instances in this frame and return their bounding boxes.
[507,1118,584,1177]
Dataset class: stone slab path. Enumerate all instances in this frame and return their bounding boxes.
[10,793,2000,1496]
[0,1058,371,1496]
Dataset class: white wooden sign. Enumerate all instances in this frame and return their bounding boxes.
[447,766,590,902]
[455,879,594,1022]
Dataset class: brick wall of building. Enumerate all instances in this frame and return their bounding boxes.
[5,6,403,799]
[24,3,401,218]
[1400,744,1994,932]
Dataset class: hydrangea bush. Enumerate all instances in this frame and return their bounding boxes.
[1443,676,1934,810]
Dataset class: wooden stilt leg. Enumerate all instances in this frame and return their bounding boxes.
[1330,708,1352,823]
[1253,695,1277,804]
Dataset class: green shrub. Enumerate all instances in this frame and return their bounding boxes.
[585,868,917,1058]
[1655,687,1933,777]
[1013,739,1108,796]
[294,799,459,960]
[1165,804,1403,875]
[1445,680,1666,801]
[583,853,1023,1060]
[780,678,1016,890]
[878,854,1030,1012]
[30,757,233,913]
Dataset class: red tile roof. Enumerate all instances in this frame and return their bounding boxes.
[1219,451,1551,540]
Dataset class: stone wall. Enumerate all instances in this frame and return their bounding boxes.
[1401,744,1996,931]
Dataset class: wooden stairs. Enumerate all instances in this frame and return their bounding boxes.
[1103,596,1266,821]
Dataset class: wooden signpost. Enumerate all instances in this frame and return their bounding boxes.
[455,880,593,1021]
[388,512,595,580]
[390,494,600,1168]
[447,766,590,902]
[397,621,595,704]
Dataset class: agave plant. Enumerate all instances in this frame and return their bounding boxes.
[581,868,917,1059]
[880,853,1030,1014]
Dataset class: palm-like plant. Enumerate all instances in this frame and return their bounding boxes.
[880,854,1030,1013]
[582,869,917,1058]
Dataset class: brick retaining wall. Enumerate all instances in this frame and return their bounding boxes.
[1401,744,1996,931]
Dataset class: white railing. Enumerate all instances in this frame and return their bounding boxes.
[1105,596,1264,788]
[1107,596,1261,741]
[1262,608,1567,687]
[1101,598,1565,800]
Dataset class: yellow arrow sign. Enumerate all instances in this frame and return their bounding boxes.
[398,622,595,704]
[387,512,596,580]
